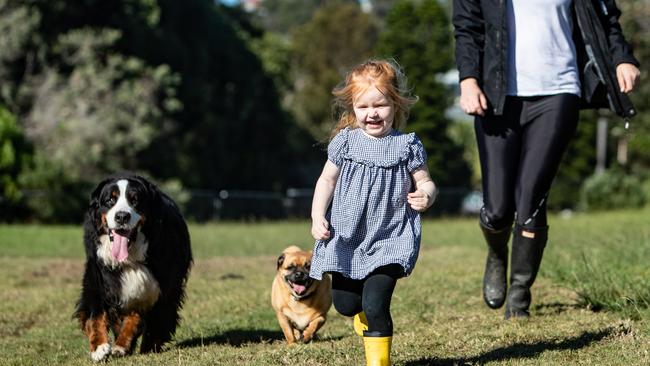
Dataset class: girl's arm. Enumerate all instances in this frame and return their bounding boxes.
[407,166,437,212]
[311,160,340,240]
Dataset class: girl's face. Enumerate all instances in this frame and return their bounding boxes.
[353,85,395,138]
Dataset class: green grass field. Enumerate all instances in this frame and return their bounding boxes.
[1,209,649,365]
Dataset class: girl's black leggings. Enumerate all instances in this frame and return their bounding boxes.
[330,264,403,336]
[475,93,580,230]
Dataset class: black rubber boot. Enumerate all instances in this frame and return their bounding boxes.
[504,225,548,319]
[480,222,511,309]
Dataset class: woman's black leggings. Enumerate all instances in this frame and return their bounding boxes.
[330,264,403,336]
[475,93,580,230]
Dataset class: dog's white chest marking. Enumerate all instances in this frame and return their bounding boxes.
[119,264,160,311]
[97,233,160,310]
[283,303,314,330]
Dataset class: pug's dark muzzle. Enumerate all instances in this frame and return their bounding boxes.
[284,270,313,297]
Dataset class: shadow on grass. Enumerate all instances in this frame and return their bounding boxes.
[533,301,580,315]
[177,329,284,348]
[404,328,612,366]
[177,329,343,348]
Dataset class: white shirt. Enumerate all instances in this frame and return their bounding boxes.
[506,0,581,97]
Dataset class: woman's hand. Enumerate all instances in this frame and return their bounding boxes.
[311,216,331,240]
[407,189,433,212]
[616,63,641,93]
[459,78,488,116]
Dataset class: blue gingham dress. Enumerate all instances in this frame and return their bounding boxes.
[310,127,427,280]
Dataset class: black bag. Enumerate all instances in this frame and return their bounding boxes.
[574,0,636,119]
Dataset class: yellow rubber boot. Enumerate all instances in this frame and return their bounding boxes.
[353,312,368,336]
[362,335,392,366]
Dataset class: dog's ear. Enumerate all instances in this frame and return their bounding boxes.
[87,178,111,231]
[89,178,112,208]
[277,253,285,270]
[131,174,162,204]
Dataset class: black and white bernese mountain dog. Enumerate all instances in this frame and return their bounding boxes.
[74,173,192,361]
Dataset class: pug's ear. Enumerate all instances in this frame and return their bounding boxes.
[277,253,285,270]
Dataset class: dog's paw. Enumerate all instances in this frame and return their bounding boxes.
[111,345,127,357]
[91,343,111,362]
[302,331,315,343]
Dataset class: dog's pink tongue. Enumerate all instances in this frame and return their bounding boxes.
[111,231,129,262]
[293,283,307,295]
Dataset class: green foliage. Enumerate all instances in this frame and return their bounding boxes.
[290,2,379,140]
[128,1,299,191]
[579,168,646,211]
[448,119,481,188]
[376,0,471,190]
[18,152,90,223]
[0,0,41,106]
[247,32,293,95]
[0,106,32,220]
[618,1,650,176]
[0,0,308,223]
[643,178,650,205]
[550,111,598,209]
[256,0,325,34]
[23,28,179,183]
[3,25,182,222]
[255,0,361,35]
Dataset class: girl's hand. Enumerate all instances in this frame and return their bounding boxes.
[407,189,433,212]
[311,216,331,240]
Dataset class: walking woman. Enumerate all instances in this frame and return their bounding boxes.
[452,0,640,319]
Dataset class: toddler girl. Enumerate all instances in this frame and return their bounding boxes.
[309,59,436,366]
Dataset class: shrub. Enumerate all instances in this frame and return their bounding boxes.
[579,169,646,211]
[0,107,33,221]
[18,153,90,223]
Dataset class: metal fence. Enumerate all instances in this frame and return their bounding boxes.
[183,187,474,222]
[5,187,476,223]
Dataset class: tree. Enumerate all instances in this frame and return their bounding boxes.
[550,112,598,209]
[22,28,178,182]
[0,0,315,221]
[376,0,471,191]
[617,0,650,177]
[290,2,379,140]
[0,106,31,221]
[256,0,358,35]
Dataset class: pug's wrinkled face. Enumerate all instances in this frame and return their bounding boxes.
[277,250,314,297]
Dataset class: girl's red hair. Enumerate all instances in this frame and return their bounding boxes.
[330,59,417,139]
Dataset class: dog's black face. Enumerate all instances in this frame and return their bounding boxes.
[89,175,158,263]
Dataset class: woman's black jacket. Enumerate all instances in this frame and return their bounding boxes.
[452,0,640,117]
